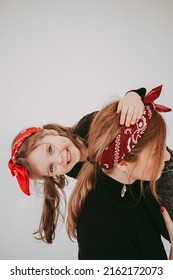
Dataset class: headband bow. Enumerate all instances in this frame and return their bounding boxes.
[98,85,171,169]
[8,127,43,195]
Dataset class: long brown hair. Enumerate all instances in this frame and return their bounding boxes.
[12,123,85,243]
[67,100,167,239]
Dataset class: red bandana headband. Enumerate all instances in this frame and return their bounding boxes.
[98,85,171,169]
[8,127,43,195]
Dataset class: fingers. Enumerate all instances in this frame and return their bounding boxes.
[129,105,145,125]
[116,99,123,114]
[119,105,145,127]
[124,107,135,127]
[119,105,129,126]
[160,206,173,226]
[160,206,173,242]
[120,106,136,127]
[135,104,145,121]
[118,92,145,126]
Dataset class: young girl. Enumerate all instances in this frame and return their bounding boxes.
[67,87,172,259]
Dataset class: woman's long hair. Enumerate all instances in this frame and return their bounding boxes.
[12,123,85,244]
[67,100,167,239]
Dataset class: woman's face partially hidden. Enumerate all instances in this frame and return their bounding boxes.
[28,134,81,177]
[129,145,170,182]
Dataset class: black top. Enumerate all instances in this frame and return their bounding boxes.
[66,111,96,178]
[77,171,168,260]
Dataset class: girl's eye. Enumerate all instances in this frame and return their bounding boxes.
[48,145,53,154]
[50,164,53,173]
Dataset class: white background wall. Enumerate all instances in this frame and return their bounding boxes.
[0,0,173,260]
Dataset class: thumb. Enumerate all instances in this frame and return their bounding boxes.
[116,99,123,114]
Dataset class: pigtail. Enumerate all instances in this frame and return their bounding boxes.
[67,100,121,239]
[67,161,97,239]
[34,175,67,243]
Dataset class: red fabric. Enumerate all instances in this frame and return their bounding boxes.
[98,85,171,169]
[143,85,171,112]
[8,160,30,195]
[8,127,43,195]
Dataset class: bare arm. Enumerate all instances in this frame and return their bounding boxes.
[161,206,173,259]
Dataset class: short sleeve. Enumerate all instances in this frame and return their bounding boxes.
[126,88,147,99]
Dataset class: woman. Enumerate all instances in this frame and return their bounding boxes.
[67,87,172,259]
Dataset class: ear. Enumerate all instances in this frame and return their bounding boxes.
[116,160,129,173]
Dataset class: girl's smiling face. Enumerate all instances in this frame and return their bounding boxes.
[28,134,81,177]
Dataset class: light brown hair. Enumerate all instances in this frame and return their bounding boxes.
[12,123,85,243]
[67,100,167,239]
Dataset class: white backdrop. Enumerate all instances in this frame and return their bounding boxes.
[0,0,173,260]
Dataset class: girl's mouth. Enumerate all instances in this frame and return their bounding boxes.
[67,149,71,164]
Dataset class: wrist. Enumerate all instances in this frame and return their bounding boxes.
[126,91,141,99]
[126,88,146,100]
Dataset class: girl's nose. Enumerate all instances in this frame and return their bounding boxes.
[53,152,63,164]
